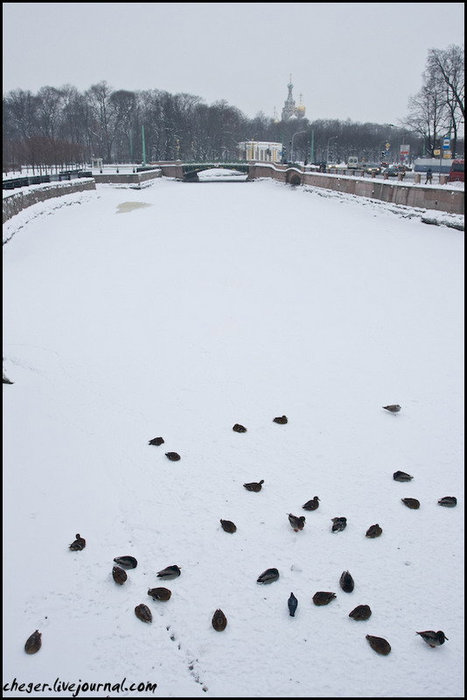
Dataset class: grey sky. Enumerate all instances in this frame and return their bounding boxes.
[2,2,464,126]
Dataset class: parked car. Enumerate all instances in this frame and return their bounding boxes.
[448,159,464,182]
[382,166,399,177]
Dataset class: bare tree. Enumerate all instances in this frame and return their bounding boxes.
[426,45,464,157]
[405,44,464,158]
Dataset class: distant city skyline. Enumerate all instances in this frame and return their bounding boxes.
[2,3,464,126]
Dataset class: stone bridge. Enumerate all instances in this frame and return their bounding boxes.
[154,161,250,181]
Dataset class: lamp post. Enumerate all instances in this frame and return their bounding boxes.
[291,129,308,163]
[141,125,146,166]
[326,135,338,164]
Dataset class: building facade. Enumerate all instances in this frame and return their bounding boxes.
[238,141,282,162]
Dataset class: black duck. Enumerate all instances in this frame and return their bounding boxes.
[349,604,372,620]
[24,630,42,654]
[416,630,448,647]
[331,517,347,532]
[69,533,86,551]
[165,452,181,461]
[113,555,138,569]
[313,591,336,606]
[401,498,420,509]
[243,479,264,492]
[135,604,152,623]
[257,567,279,584]
[157,564,181,579]
[232,423,247,432]
[147,587,172,601]
[220,519,237,533]
[393,470,413,482]
[438,496,457,507]
[366,524,383,538]
[273,415,288,424]
[212,609,228,631]
[288,592,298,617]
[383,404,401,413]
[112,566,128,585]
[288,513,305,531]
[148,437,164,446]
[302,496,320,511]
[366,634,391,655]
[340,570,354,593]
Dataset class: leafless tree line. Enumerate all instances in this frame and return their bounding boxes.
[3,45,463,172]
[404,44,464,158]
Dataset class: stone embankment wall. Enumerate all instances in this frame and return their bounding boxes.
[248,164,464,215]
[3,179,96,224]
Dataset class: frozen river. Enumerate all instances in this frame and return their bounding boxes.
[3,178,464,698]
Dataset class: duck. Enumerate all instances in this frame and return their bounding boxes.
[393,470,413,482]
[232,423,247,433]
[365,524,383,538]
[113,555,138,569]
[416,630,448,647]
[438,496,457,507]
[147,587,172,601]
[312,591,336,606]
[273,415,288,424]
[366,634,391,655]
[302,496,320,511]
[157,564,181,579]
[212,609,228,631]
[331,517,347,532]
[148,437,164,446]
[339,570,354,593]
[401,498,420,509]
[383,404,401,413]
[349,604,372,620]
[112,566,128,585]
[243,479,264,492]
[257,567,279,584]
[220,519,237,533]
[134,604,152,623]
[24,630,42,654]
[288,513,306,531]
[69,533,86,551]
[288,592,298,617]
[165,452,181,461]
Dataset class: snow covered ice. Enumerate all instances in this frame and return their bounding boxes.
[3,175,464,697]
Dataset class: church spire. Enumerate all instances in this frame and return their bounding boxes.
[282,75,297,121]
[281,76,306,121]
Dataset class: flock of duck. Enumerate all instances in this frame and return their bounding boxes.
[23,404,456,659]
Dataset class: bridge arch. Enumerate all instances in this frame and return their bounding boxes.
[286,170,302,186]
[181,163,250,182]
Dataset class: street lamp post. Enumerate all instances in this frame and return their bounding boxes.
[326,135,338,164]
[141,125,146,166]
[291,130,308,163]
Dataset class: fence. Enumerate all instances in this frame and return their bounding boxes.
[3,170,93,191]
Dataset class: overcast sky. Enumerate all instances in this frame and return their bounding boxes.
[2,3,464,126]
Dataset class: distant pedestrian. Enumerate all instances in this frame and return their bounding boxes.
[425,167,433,184]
